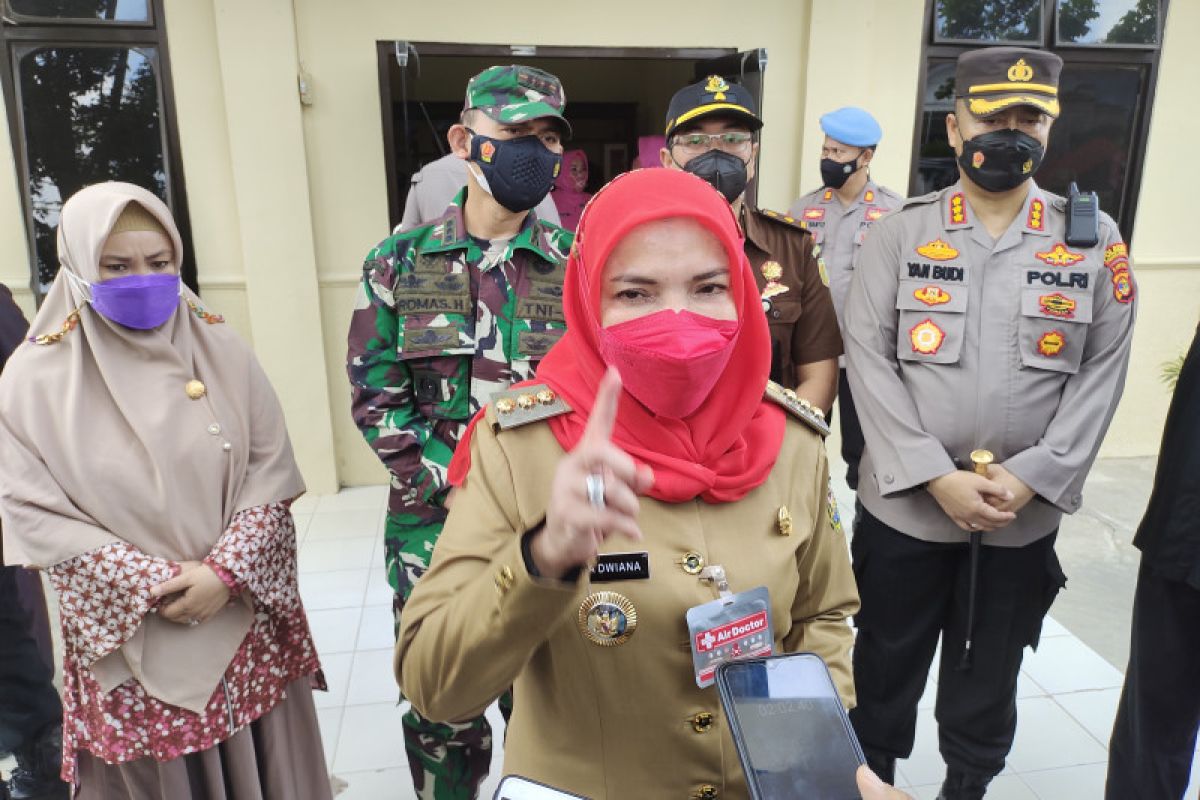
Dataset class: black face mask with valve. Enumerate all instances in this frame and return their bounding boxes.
[468,131,562,212]
[957,129,1045,193]
[820,156,860,190]
[682,149,749,203]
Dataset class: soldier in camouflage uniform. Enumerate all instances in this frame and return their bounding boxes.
[346,65,573,799]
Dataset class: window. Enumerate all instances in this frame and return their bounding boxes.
[0,0,194,296]
[912,0,1167,240]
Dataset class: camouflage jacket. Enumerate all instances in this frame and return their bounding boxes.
[347,189,573,516]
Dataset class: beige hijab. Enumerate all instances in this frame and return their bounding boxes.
[0,182,305,713]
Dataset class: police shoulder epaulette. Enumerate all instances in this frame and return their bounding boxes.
[764,381,831,437]
[901,190,942,210]
[490,384,573,431]
[759,208,807,230]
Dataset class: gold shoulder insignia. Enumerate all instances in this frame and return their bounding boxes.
[764,381,830,437]
[759,208,806,230]
[491,384,572,431]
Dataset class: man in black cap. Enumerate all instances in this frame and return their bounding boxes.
[842,46,1136,799]
[661,75,842,412]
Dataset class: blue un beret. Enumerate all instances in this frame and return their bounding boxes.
[819,107,882,148]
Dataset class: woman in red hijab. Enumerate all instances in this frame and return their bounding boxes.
[396,169,858,799]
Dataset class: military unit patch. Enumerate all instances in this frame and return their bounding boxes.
[910,319,946,355]
[913,285,952,306]
[827,484,843,534]
[1112,270,1134,304]
[916,238,959,261]
[1038,292,1077,319]
[1104,242,1129,268]
[1037,330,1066,357]
[1035,243,1085,267]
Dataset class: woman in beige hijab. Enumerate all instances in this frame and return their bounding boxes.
[0,182,331,799]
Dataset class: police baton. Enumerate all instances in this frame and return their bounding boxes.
[957,449,993,672]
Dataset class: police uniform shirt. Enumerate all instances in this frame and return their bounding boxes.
[789,180,904,319]
[842,181,1136,547]
[743,205,843,388]
[397,154,561,233]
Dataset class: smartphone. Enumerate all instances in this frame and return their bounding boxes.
[716,652,865,800]
[493,775,590,800]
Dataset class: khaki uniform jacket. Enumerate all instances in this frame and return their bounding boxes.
[397,403,859,800]
[843,181,1136,547]
[742,206,843,388]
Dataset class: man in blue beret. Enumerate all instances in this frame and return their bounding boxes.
[790,107,904,495]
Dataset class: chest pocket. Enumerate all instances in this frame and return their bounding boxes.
[1017,284,1094,375]
[395,266,476,421]
[510,262,567,378]
[895,278,968,365]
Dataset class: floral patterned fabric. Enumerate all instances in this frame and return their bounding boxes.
[45,503,322,784]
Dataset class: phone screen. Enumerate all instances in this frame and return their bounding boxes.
[717,653,864,800]
[493,775,588,800]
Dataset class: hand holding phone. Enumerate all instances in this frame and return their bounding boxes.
[716,652,865,800]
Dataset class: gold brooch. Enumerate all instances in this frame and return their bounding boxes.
[777,506,793,536]
[578,591,637,646]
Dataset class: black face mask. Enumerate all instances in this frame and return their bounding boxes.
[468,131,562,213]
[820,155,860,190]
[957,129,1045,193]
[682,149,748,203]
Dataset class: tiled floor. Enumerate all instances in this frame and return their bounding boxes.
[5,480,1196,799]
[295,483,1196,799]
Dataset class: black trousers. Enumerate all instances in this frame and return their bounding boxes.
[848,511,1064,778]
[1106,560,1200,799]
[0,565,62,753]
[836,369,865,491]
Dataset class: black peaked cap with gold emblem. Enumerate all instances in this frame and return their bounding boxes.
[665,75,764,138]
[955,46,1063,118]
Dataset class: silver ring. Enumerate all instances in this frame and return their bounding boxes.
[188,618,200,627]
[585,473,606,510]
[969,523,980,530]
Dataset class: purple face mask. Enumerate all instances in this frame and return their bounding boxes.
[87,273,182,330]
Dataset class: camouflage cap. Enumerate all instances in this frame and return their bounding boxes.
[464,65,571,136]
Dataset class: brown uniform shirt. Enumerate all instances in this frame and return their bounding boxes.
[397,402,858,800]
[743,205,843,387]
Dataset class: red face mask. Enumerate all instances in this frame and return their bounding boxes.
[597,309,740,419]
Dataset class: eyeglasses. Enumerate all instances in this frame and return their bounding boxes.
[671,131,754,155]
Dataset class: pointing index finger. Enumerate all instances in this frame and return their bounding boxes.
[581,367,622,447]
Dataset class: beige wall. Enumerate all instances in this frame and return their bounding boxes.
[1,0,1194,493]
[1104,0,1200,457]
[0,88,34,321]
[290,0,819,484]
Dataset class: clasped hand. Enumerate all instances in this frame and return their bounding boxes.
[150,561,231,626]
[530,368,654,579]
[927,464,1035,532]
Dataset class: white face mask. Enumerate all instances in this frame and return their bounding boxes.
[467,161,494,197]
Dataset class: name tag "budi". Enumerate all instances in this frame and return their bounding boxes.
[588,552,650,583]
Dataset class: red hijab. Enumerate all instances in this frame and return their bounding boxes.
[451,168,785,503]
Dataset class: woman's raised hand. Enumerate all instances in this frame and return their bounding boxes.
[530,368,654,579]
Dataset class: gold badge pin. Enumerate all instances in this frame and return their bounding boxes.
[578,591,637,646]
[760,261,783,281]
[184,380,206,400]
[777,506,793,536]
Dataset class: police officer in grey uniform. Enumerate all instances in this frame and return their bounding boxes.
[791,107,903,490]
[842,47,1136,800]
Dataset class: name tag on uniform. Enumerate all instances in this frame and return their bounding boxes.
[588,552,650,582]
